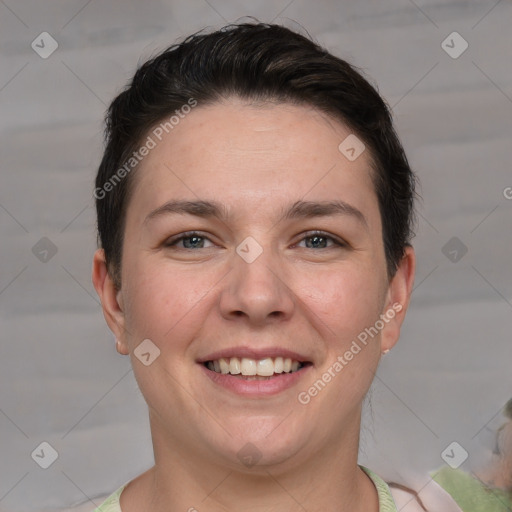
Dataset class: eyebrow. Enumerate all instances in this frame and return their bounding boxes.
[144,199,368,229]
[144,200,229,225]
[279,200,368,228]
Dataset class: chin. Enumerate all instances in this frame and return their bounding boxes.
[211,423,311,470]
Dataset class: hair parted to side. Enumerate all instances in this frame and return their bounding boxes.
[95,21,416,289]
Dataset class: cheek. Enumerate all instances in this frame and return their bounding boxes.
[299,264,385,343]
[121,257,216,344]
[297,265,385,407]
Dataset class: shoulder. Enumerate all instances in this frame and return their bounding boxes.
[54,488,122,512]
[387,477,463,512]
[360,465,461,512]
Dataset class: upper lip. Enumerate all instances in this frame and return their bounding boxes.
[196,346,312,364]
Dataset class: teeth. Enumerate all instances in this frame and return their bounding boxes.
[206,356,305,376]
[241,358,257,375]
[257,358,274,377]
[219,358,230,374]
[229,357,241,375]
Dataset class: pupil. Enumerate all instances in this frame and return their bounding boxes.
[184,236,202,248]
[307,236,326,249]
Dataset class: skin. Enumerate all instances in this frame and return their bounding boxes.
[93,98,415,512]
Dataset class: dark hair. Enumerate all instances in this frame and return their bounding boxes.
[95,21,416,289]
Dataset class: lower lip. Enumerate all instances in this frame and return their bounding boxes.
[199,364,312,397]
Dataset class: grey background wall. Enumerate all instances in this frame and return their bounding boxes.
[1,1,511,510]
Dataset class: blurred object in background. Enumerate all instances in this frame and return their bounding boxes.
[430,398,512,511]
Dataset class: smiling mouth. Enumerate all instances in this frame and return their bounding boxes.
[203,356,312,380]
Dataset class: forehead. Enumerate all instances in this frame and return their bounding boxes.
[128,99,380,230]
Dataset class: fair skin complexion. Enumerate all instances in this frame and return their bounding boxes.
[93,99,415,512]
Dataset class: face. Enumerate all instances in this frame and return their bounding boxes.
[94,98,414,472]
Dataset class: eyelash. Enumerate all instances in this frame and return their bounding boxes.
[164,231,346,250]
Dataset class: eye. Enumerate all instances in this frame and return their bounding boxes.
[164,231,215,250]
[296,231,346,249]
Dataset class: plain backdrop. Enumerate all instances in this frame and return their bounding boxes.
[0,1,511,510]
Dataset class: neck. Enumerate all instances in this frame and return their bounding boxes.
[120,410,379,512]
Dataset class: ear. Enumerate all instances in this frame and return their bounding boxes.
[380,245,416,353]
[92,249,129,355]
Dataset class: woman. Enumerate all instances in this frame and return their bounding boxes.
[91,22,416,511]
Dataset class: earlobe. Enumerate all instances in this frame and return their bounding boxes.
[92,249,129,355]
[380,246,416,353]
[115,337,129,355]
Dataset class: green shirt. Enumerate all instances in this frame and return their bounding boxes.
[92,465,397,511]
[430,466,512,512]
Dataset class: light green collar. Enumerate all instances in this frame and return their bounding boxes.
[94,465,397,512]
[360,465,398,511]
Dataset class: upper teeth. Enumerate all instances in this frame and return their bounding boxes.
[207,357,302,376]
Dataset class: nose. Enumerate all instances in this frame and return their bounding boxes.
[218,244,295,326]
